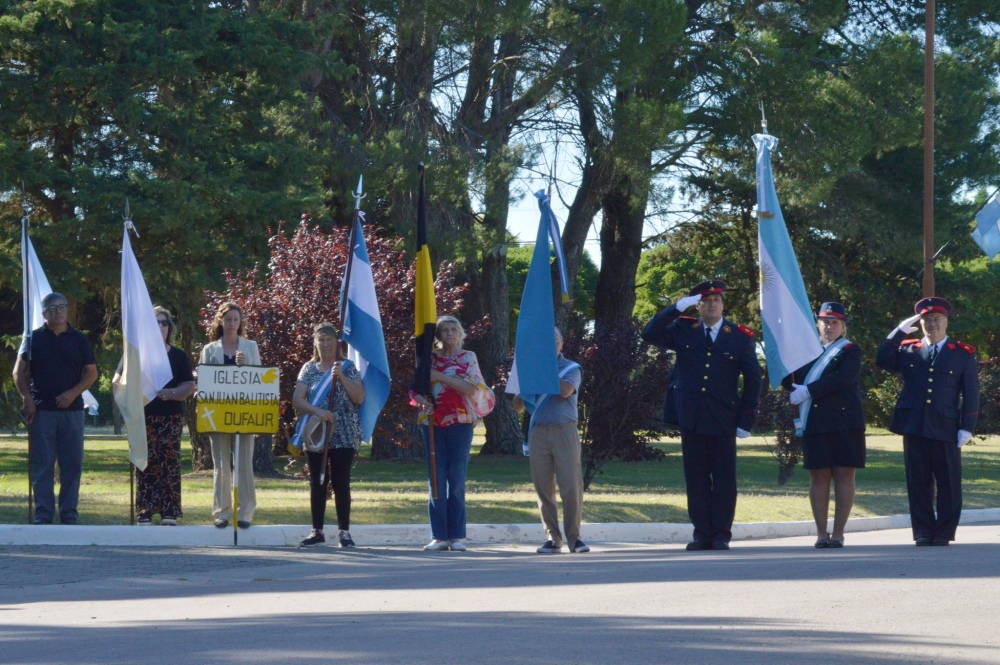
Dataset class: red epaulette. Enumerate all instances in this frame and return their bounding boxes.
[901,339,920,346]
[737,324,755,338]
[678,315,697,321]
[957,341,976,355]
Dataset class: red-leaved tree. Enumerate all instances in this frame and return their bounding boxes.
[202,219,471,460]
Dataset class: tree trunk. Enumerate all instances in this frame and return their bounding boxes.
[252,434,278,477]
[594,173,648,332]
[371,423,425,460]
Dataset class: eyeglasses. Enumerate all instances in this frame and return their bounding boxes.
[44,304,68,313]
[157,320,170,327]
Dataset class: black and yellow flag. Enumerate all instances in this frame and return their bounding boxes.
[411,164,437,396]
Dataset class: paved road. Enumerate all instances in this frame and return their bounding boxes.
[3,524,1000,664]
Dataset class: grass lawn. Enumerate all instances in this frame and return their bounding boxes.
[1,428,998,526]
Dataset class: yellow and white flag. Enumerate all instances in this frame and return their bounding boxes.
[113,222,172,470]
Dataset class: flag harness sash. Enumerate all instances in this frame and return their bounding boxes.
[288,361,355,455]
[794,338,851,437]
[523,360,582,434]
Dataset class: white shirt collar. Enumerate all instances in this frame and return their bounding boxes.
[921,336,948,351]
[703,320,720,334]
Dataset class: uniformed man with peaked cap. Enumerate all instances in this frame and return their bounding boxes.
[876,297,980,546]
[642,280,762,551]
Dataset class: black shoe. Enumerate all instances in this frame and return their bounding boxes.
[237,520,251,529]
[339,531,356,547]
[931,538,950,546]
[711,540,730,551]
[61,517,77,525]
[536,540,563,554]
[31,517,52,525]
[571,539,590,553]
[300,530,325,546]
[214,519,229,529]
[915,536,932,546]
[827,538,844,549]
[686,540,710,551]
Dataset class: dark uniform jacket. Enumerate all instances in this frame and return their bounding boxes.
[875,331,979,442]
[780,342,865,435]
[642,305,762,436]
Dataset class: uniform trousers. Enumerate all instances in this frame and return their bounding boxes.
[902,434,962,541]
[210,433,256,522]
[529,422,583,547]
[680,428,737,544]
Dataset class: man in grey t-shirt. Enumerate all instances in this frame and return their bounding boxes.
[513,328,588,554]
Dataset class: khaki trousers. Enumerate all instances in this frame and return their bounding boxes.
[529,422,583,547]
[210,433,257,522]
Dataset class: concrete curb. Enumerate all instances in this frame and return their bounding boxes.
[2,508,998,547]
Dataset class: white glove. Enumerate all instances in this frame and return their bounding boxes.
[957,430,972,448]
[676,294,702,311]
[736,428,751,439]
[891,313,922,337]
[789,383,810,405]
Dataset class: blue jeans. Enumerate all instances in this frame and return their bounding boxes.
[30,410,85,523]
[422,423,473,540]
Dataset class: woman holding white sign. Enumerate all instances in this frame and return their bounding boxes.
[293,322,364,547]
[200,301,261,529]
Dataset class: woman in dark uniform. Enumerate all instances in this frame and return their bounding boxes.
[783,302,866,548]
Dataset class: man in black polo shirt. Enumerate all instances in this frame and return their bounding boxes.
[13,292,98,525]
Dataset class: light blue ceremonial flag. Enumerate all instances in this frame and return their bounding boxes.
[971,195,1000,260]
[340,218,391,443]
[754,133,822,389]
[538,189,571,303]
[505,191,561,399]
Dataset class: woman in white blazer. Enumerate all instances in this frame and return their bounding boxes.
[199,301,261,529]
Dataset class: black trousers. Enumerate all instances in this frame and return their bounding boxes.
[306,448,356,531]
[902,434,962,541]
[680,428,737,544]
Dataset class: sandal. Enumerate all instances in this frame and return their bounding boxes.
[828,537,844,548]
[814,533,830,549]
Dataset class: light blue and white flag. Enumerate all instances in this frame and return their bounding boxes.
[971,194,1000,260]
[505,190,561,400]
[539,190,572,304]
[754,133,822,389]
[340,216,391,443]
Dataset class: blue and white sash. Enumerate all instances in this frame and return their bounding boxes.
[521,361,581,455]
[289,362,351,454]
[794,338,850,437]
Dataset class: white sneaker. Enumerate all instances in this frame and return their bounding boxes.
[449,540,467,551]
[423,539,450,551]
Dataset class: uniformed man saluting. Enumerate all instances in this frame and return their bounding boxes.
[876,297,979,546]
[642,281,762,551]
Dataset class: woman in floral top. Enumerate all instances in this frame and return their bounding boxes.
[411,315,495,551]
[292,322,365,547]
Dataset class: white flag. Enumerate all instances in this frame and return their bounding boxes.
[113,223,172,470]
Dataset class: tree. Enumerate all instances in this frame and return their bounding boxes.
[202,219,472,463]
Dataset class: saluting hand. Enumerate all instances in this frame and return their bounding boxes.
[676,294,701,311]
[893,314,921,336]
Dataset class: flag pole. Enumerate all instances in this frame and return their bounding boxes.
[922,0,936,297]
[123,199,137,527]
[21,184,34,524]
[323,176,366,484]
[416,164,438,500]
[233,433,240,546]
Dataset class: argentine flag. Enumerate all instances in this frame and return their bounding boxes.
[971,194,1000,260]
[505,190,562,400]
[340,218,391,443]
[755,133,822,388]
[113,222,172,470]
